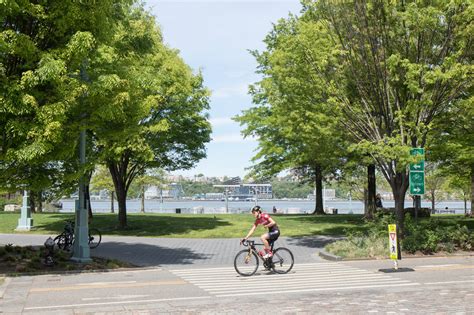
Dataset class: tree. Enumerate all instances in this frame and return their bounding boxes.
[85,8,211,228]
[305,0,473,234]
[430,96,474,215]
[134,169,165,213]
[425,164,446,212]
[0,1,134,198]
[90,165,116,213]
[236,16,346,214]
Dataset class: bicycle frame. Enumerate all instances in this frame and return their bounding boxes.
[242,240,275,270]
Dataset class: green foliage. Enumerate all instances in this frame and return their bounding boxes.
[181,181,219,197]
[271,179,313,199]
[403,214,473,253]
[326,212,473,257]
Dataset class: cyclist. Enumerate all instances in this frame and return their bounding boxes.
[241,205,280,258]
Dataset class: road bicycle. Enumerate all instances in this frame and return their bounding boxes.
[234,239,294,276]
[53,220,102,251]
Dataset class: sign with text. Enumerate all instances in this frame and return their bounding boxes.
[409,148,425,195]
[388,224,399,260]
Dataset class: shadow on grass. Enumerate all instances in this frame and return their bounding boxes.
[92,241,212,267]
[285,235,345,248]
[32,213,232,237]
[280,214,367,237]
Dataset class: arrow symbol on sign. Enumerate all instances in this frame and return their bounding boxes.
[413,187,421,192]
[413,164,421,169]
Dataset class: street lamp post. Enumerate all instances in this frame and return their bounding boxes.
[71,63,91,263]
[71,129,91,263]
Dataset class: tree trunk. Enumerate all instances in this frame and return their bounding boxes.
[108,163,128,228]
[431,190,435,212]
[85,183,92,220]
[115,183,127,228]
[36,191,43,213]
[471,164,474,216]
[391,171,409,238]
[312,165,325,215]
[140,186,145,213]
[363,188,368,214]
[111,191,115,214]
[29,190,36,213]
[366,164,376,220]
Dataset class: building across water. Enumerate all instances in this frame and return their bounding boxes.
[213,177,272,200]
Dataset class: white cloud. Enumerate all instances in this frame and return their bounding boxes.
[212,83,249,98]
[209,117,234,127]
[212,133,256,143]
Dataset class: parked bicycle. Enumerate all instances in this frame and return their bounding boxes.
[54,220,102,251]
[234,239,294,276]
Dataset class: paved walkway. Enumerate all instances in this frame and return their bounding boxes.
[0,233,339,268]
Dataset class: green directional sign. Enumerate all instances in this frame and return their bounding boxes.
[409,171,425,195]
[409,148,425,195]
[410,148,425,171]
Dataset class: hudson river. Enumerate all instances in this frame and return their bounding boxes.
[59,199,471,215]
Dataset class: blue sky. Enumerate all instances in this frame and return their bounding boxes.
[146,0,301,177]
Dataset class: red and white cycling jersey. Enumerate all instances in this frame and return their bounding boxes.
[254,213,279,231]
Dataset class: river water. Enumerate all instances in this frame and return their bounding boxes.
[59,199,471,215]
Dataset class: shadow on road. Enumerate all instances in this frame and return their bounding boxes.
[92,241,213,267]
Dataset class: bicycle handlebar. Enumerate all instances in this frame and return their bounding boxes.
[241,239,266,247]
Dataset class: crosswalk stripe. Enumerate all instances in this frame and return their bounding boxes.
[170,262,416,297]
[178,272,393,283]
[198,275,393,287]
[214,283,420,297]
[204,279,412,293]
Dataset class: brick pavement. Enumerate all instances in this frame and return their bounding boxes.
[0,233,339,267]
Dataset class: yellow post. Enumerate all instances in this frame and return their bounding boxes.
[388,224,398,270]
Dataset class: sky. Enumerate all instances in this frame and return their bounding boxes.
[145,0,301,178]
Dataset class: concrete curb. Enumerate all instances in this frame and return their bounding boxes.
[318,250,342,261]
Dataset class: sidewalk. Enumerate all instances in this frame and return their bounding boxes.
[0,233,339,268]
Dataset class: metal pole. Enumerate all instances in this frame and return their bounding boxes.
[225,189,229,213]
[415,195,420,221]
[71,130,91,263]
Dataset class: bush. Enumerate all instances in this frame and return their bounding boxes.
[402,214,473,253]
[326,212,473,258]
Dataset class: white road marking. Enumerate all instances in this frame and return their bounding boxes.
[82,294,150,301]
[425,280,474,285]
[170,262,418,297]
[23,296,212,310]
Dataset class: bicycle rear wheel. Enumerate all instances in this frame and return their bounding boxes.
[88,228,102,249]
[234,249,259,276]
[271,247,294,274]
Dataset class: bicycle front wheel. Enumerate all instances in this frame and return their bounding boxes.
[271,247,294,274]
[88,228,102,249]
[234,249,259,276]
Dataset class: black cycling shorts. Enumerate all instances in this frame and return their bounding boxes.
[268,229,280,241]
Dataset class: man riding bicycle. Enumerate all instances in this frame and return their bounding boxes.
[241,205,280,259]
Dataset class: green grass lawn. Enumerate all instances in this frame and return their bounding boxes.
[0,212,471,239]
[0,212,366,238]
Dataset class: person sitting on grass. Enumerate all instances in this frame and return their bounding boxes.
[241,205,280,259]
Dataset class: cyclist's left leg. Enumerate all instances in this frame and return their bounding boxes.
[260,233,270,251]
